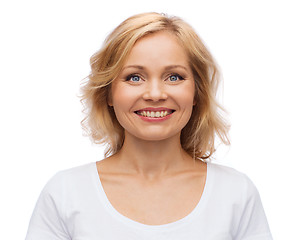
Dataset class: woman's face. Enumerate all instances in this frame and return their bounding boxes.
[109,31,195,141]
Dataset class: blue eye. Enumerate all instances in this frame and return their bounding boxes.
[169,74,184,82]
[126,75,140,82]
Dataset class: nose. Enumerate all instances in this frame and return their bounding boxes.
[142,79,168,102]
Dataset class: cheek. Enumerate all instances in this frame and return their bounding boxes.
[111,84,125,106]
[180,85,196,121]
[111,85,139,112]
[175,84,195,106]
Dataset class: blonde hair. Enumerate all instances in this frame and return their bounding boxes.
[81,12,230,160]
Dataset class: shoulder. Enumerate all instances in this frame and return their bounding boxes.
[208,162,253,184]
[47,162,94,181]
[41,162,97,198]
[208,162,245,177]
[207,162,259,200]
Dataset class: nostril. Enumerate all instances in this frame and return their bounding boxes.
[143,92,168,101]
[142,85,167,101]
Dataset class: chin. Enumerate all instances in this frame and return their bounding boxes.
[138,136,170,142]
[131,130,180,142]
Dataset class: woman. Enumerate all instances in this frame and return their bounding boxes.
[26,12,272,239]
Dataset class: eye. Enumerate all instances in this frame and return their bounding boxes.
[168,74,184,82]
[126,74,141,82]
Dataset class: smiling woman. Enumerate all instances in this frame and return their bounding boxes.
[25,12,273,240]
[81,13,229,160]
[109,32,195,142]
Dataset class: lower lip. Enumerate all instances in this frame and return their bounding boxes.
[135,112,173,122]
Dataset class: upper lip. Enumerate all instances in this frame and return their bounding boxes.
[134,107,175,112]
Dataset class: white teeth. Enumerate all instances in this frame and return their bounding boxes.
[137,110,172,118]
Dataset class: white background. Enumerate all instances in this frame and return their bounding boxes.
[1,0,307,239]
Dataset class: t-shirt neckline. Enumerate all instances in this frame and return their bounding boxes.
[90,161,212,231]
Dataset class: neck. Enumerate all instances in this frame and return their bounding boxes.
[113,132,193,179]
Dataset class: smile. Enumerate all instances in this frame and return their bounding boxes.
[134,108,175,121]
[135,110,174,118]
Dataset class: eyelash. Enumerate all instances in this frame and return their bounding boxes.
[125,74,184,82]
[168,74,184,81]
[126,74,141,82]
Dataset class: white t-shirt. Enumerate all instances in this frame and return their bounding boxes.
[26,162,272,240]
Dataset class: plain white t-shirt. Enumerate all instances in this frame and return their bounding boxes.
[25,162,272,240]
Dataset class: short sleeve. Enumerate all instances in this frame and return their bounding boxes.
[234,177,273,240]
[25,172,71,240]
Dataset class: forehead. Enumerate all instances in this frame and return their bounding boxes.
[123,31,189,69]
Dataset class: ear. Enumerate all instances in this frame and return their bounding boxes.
[107,88,113,106]
[107,83,114,106]
[107,95,113,106]
[193,95,197,106]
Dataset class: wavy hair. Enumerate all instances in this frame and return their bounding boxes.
[80,12,230,160]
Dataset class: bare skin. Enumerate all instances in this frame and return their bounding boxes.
[96,132,207,225]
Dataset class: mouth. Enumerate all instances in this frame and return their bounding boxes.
[134,109,175,118]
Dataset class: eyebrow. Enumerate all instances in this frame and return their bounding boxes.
[122,65,189,71]
[122,65,145,70]
[165,65,188,71]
